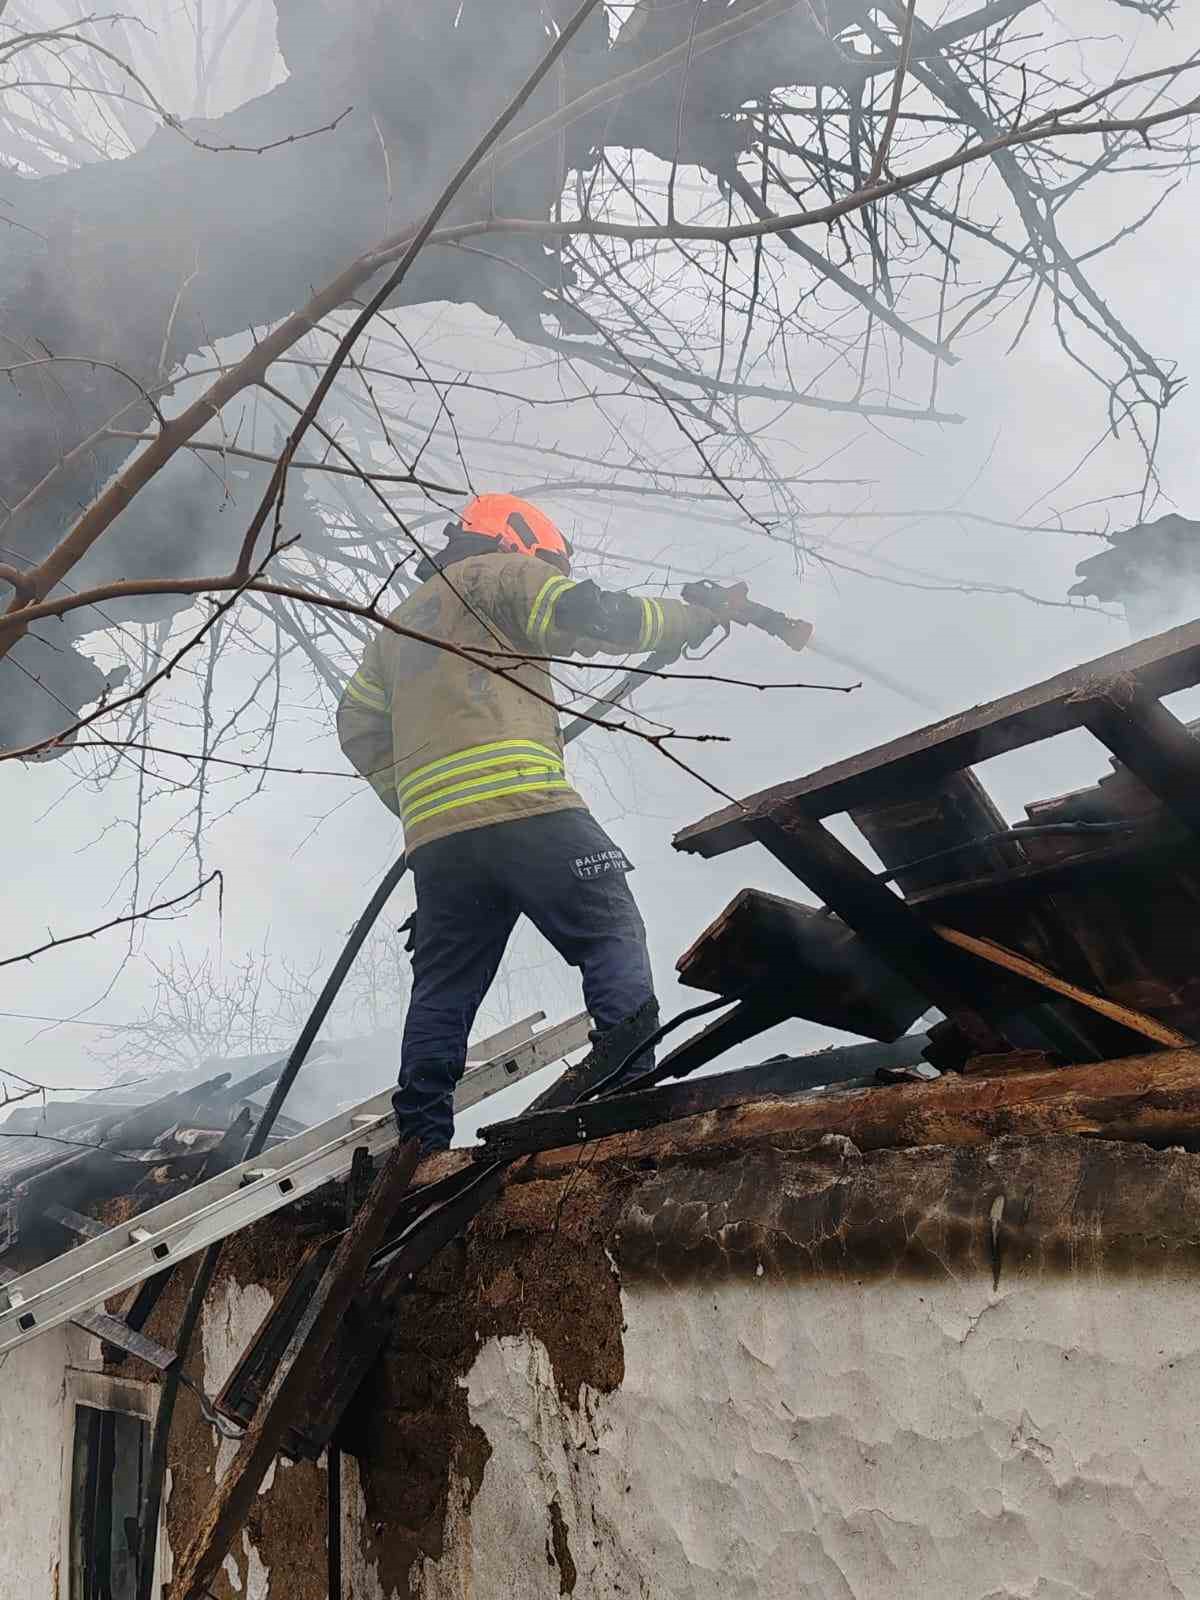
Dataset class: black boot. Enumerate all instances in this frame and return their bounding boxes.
[526,998,660,1113]
[392,1061,458,1154]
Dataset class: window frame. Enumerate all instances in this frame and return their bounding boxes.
[61,1372,162,1600]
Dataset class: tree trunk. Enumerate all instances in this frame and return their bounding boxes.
[0,0,608,743]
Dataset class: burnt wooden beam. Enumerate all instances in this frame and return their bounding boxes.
[43,1201,107,1241]
[750,813,1010,1053]
[850,768,1024,896]
[676,889,926,1042]
[675,616,1200,857]
[217,1160,512,1463]
[1084,691,1200,838]
[933,923,1193,1050]
[647,996,794,1080]
[520,1045,1200,1174]
[215,1238,338,1433]
[169,1138,421,1600]
[903,825,1177,911]
[477,1036,933,1160]
[287,1161,511,1462]
[0,1264,177,1368]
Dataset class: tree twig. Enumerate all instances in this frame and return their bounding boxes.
[0,870,222,971]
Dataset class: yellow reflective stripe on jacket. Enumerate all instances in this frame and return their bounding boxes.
[344,669,388,712]
[526,575,576,648]
[636,597,665,652]
[395,738,570,829]
[400,750,562,810]
[403,769,571,827]
[396,738,562,802]
[405,777,575,830]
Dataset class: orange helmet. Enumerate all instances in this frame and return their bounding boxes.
[459,494,571,572]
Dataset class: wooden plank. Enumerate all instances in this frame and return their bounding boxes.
[71,1309,176,1371]
[43,1201,107,1240]
[750,814,1010,1053]
[168,1138,421,1600]
[477,1037,934,1160]
[209,1160,505,1462]
[0,1264,176,1368]
[519,1045,1200,1173]
[850,769,1024,895]
[646,996,794,1081]
[933,923,1194,1049]
[286,1161,511,1462]
[1084,692,1200,837]
[215,1238,338,1432]
[903,828,1171,911]
[674,616,1200,857]
[675,888,927,1042]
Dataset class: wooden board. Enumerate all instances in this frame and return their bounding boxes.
[512,1045,1200,1169]
[168,1138,420,1600]
[750,813,1011,1053]
[932,924,1194,1049]
[477,1037,934,1159]
[676,887,928,1042]
[849,769,1024,896]
[674,617,1200,857]
[1084,692,1200,837]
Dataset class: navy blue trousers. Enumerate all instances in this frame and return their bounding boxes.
[396,809,656,1150]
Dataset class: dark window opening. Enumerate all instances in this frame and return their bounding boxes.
[69,1404,149,1600]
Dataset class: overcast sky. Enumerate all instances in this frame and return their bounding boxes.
[3,1,1198,1120]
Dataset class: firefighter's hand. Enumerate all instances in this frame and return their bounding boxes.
[683,604,723,646]
[681,578,746,617]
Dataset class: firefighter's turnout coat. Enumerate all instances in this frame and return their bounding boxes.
[337,554,712,851]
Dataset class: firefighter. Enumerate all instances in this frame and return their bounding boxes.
[337,493,720,1153]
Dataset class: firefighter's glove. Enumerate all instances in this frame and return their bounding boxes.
[683,604,723,648]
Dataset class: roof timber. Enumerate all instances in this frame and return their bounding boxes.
[674,616,1200,857]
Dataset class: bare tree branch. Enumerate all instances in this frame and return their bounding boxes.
[0,868,221,970]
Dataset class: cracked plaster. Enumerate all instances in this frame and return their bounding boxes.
[401,1136,1200,1600]
[408,1271,1200,1600]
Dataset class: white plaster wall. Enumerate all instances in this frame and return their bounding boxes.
[344,1451,414,1600]
[0,1328,69,1599]
[410,1273,1200,1600]
[202,1277,275,1485]
[195,1275,280,1596]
